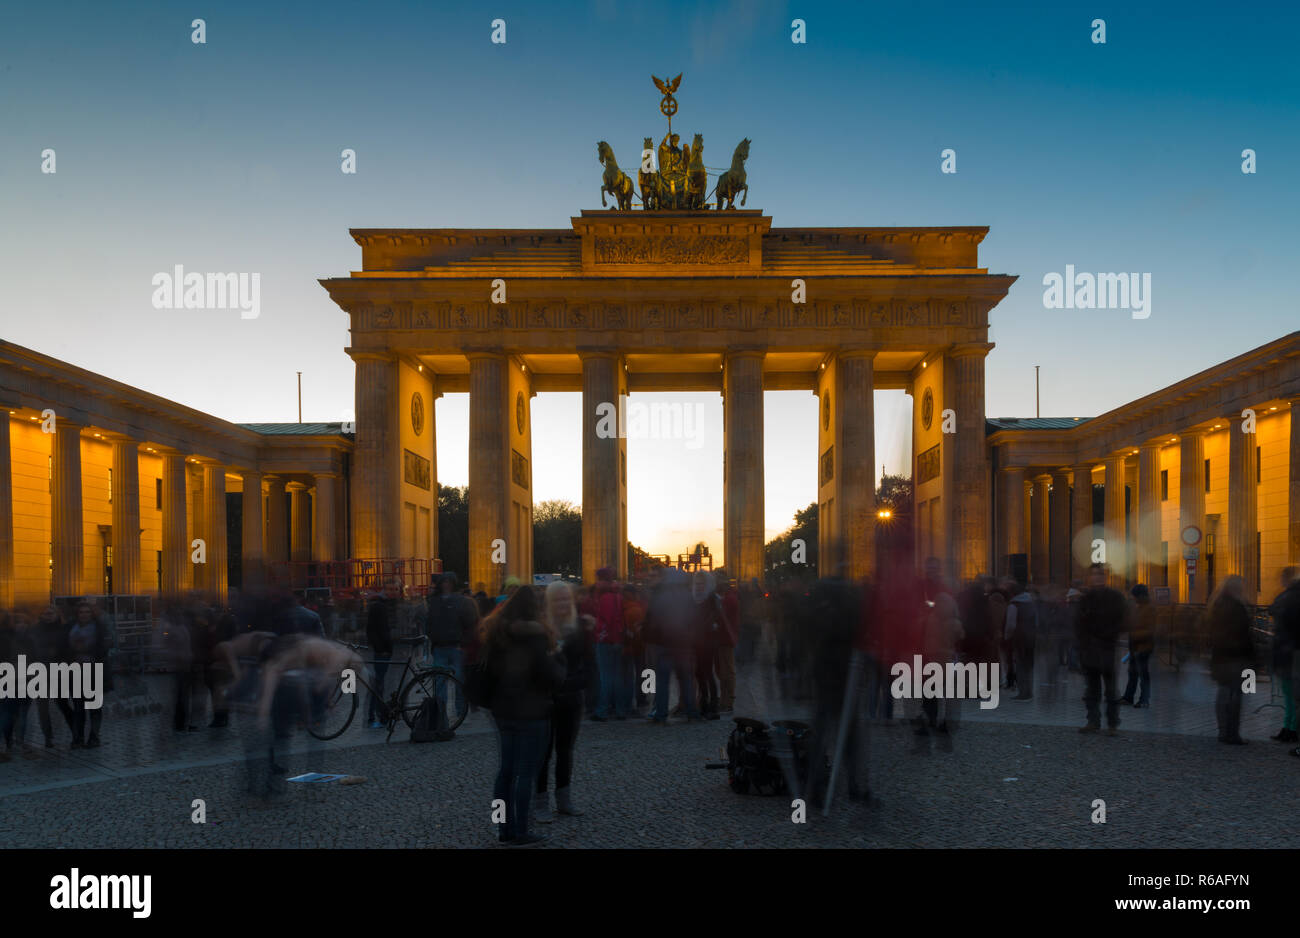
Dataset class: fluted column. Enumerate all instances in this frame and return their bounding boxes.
[1179,431,1207,604]
[313,473,337,562]
[1029,475,1050,585]
[160,452,188,595]
[1136,441,1163,588]
[351,353,401,559]
[241,469,265,588]
[999,466,1025,578]
[581,352,624,582]
[289,482,312,562]
[0,412,14,607]
[1289,399,1300,565]
[1227,411,1259,603]
[946,345,990,582]
[725,350,767,582]
[1050,470,1071,586]
[110,439,141,595]
[51,419,85,596]
[265,475,287,567]
[1071,464,1094,585]
[202,463,228,599]
[1103,455,1127,587]
[469,352,508,595]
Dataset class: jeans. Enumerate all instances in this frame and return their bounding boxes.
[1122,651,1151,705]
[538,694,582,792]
[1281,676,1297,731]
[716,645,736,711]
[493,717,549,841]
[1083,664,1120,728]
[367,655,390,723]
[650,644,698,720]
[1014,637,1035,697]
[694,643,719,715]
[431,646,467,724]
[865,654,894,719]
[595,644,627,718]
[1215,681,1244,741]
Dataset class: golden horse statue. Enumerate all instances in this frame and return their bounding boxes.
[597,141,635,210]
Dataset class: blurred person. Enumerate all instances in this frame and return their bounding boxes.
[1062,582,1084,669]
[690,570,724,720]
[989,579,1012,690]
[714,573,739,713]
[29,605,76,747]
[1268,567,1300,743]
[365,578,400,728]
[0,612,29,759]
[621,583,647,715]
[1005,581,1037,701]
[535,581,592,822]
[67,601,112,748]
[646,568,701,724]
[1076,563,1128,735]
[482,585,564,846]
[289,592,326,637]
[426,572,479,729]
[957,577,997,669]
[160,605,195,735]
[918,558,964,744]
[591,567,627,721]
[203,603,238,727]
[1207,575,1255,745]
[1120,584,1156,708]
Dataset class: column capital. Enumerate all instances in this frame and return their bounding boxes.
[1070,462,1097,475]
[947,342,995,360]
[1138,439,1164,451]
[724,346,768,360]
[999,464,1026,475]
[464,347,508,361]
[286,480,309,493]
[835,347,878,361]
[576,347,622,360]
[348,349,396,364]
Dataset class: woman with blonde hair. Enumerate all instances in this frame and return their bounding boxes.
[533,580,593,822]
[1207,575,1255,745]
[483,584,564,846]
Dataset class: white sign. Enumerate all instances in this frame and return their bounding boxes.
[1180,525,1202,547]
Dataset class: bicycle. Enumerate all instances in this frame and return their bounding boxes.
[308,635,468,742]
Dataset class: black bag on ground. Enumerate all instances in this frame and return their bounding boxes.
[725,717,789,795]
[410,698,453,743]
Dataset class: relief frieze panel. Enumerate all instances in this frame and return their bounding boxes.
[593,235,749,265]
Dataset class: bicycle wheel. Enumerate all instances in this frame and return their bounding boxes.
[308,677,357,740]
[400,670,468,732]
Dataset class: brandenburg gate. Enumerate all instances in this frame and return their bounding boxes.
[320,209,1016,594]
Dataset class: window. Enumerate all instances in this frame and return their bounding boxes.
[1160,469,1169,501]
[1256,532,1262,592]
[156,550,163,591]
[1256,446,1261,485]
[1161,541,1169,587]
[1204,458,1211,493]
[155,478,162,509]
[108,467,113,504]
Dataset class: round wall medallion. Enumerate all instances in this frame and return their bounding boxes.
[516,391,526,435]
[821,391,830,430]
[921,387,934,431]
[411,391,425,436]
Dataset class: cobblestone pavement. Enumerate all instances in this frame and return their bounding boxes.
[3,648,1295,847]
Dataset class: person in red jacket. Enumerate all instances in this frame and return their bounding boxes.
[591,567,628,720]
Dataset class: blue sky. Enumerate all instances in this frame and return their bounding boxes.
[2,0,1296,559]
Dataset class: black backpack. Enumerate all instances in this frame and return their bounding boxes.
[724,718,823,796]
[409,699,453,743]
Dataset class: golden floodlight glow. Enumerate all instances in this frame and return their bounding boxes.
[877,509,892,519]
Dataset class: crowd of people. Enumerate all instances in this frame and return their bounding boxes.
[2,557,1299,843]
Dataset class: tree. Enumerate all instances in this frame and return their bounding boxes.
[875,473,914,568]
[437,484,469,583]
[765,501,818,586]
[534,499,582,577]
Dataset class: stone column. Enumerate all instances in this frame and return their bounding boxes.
[265,476,288,566]
[724,350,767,582]
[202,463,228,600]
[946,345,991,582]
[1050,470,1071,586]
[313,473,337,563]
[110,439,141,595]
[160,452,188,595]
[1289,399,1300,565]
[581,352,624,582]
[351,352,401,559]
[1178,431,1207,604]
[999,466,1025,577]
[1227,411,1259,603]
[1136,441,1163,588]
[241,470,265,588]
[51,419,85,597]
[468,352,508,595]
[0,412,13,607]
[289,482,312,562]
[1030,475,1050,585]
[1103,455,1127,587]
[1071,464,1094,585]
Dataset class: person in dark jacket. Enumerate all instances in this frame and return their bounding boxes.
[365,578,400,727]
[1207,575,1255,745]
[534,581,592,822]
[1121,584,1157,707]
[28,605,76,748]
[1005,583,1038,701]
[485,585,565,846]
[66,601,113,748]
[1076,563,1128,734]
[1268,567,1300,743]
[644,568,701,724]
[426,572,480,728]
[689,571,724,720]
